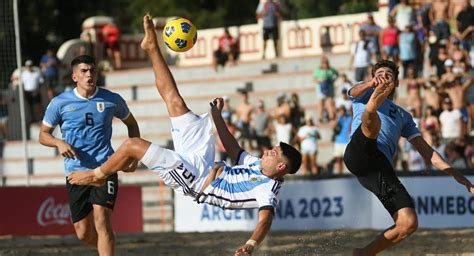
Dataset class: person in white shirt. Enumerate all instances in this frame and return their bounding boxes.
[439,98,462,142]
[350,30,375,82]
[68,14,302,256]
[295,116,320,175]
[20,60,44,123]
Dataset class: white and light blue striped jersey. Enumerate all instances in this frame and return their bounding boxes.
[350,87,420,165]
[198,151,282,210]
[43,87,130,175]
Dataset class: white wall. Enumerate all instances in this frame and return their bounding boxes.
[175,175,474,232]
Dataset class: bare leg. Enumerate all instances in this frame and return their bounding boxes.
[73,213,98,247]
[311,152,319,175]
[361,83,394,139]
[301,154,309,175]
[140,14,189,117]
[94,205,115,256]
[353,208,418,256]
[68,138,151,185]
[113,50,122,70]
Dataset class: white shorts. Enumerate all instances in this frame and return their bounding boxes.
[140,111,215,197]
[334,143,347,158]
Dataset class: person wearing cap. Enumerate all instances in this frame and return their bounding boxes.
[345,60,474,255]
[67,15,302,256]
[20,59,44,124]
[439,58,473,110]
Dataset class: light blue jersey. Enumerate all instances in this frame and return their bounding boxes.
[198,152,282,210]
[350,88,420,165]
[43,88,130,175]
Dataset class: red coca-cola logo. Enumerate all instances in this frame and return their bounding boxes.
[37,197,71,226]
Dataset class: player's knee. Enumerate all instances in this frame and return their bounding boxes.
[122,137,148,156]
[76,229,96,245]
[396,214,418,237]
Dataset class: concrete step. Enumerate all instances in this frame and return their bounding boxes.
[105,53,352,87]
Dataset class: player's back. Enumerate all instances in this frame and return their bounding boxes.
[199,152,282,210]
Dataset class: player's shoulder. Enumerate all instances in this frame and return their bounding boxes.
[49,90,75,104]
[97,88,126,101]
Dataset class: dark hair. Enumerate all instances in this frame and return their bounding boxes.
[279,142,302,174]
[371,60,399,79]
[71,55,96,69]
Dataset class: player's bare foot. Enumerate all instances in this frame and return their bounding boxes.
[366,82,394,113]
[67,170,105,187]
[140,14,158,52]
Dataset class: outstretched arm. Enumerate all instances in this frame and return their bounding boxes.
[234,209,273,256]
[410,136,474,193]
[210,97,243,163]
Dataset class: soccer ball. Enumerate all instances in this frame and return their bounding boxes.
[162,18,197,52]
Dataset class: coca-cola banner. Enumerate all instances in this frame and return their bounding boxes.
[0,186,143,236]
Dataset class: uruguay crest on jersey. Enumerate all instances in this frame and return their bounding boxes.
[97,102,105,112]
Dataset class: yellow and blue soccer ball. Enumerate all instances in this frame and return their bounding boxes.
[162,17,197,52]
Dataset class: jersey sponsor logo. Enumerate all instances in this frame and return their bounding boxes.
[97,102,105,113]
[66,106,76,112]
[37,197,70,226]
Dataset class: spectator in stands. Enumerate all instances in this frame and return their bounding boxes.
[439,59,473,111]
[405,66,423,117]
[256,0,283,59]
[380,16,400,63]
[430,0,451,42]
[221,95,234,123]
[213,28,239,72]
[313,56,338,122]
[40,48,61,101]
[252,99,272,156]
[274,93,291,120]
[450,39,470,66]
[439,97,463,142]
[361,13,382,61]
[430,133,447,160]
[350,30,374,83]
[407,147,427,171]
[101,21,122,70]
[335,74,353,112]
[296,116,320,176]
[235,90,255,151]
[445,141,469,168]
[390,0,414,32]
[274,114,293,145]
[333,106,352,175]
[456,0,474,52]
[289,93,305,132]
[80,31,95,58]
[433,43,450,77]
[451,0,468,19]
[20,60,44,125]
[399,24,418,78]
[422,74,443,115]
[420,106,441,144]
